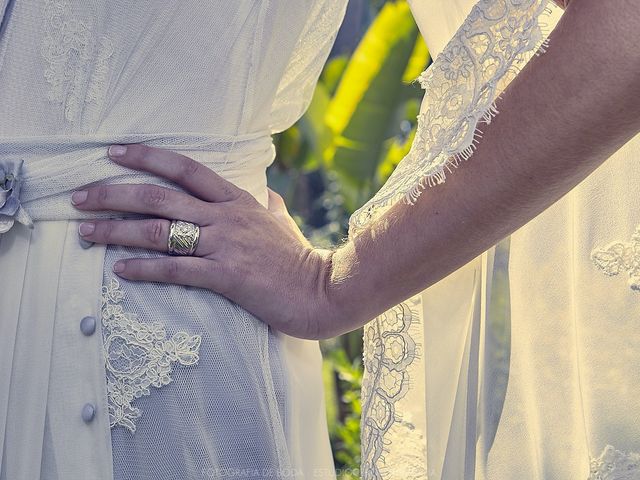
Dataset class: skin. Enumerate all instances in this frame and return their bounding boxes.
[72,0,640,340]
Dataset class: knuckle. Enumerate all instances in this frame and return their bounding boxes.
[221,183,242,202]
[145,219,166,246]
[95,185,110,205]
[163,259,181,279]
[140,185,167,207]
[176,156,201,182]
[228,213,245,227]
[236,189,254,204]
[100,221,115,242]
[220,203,247,227]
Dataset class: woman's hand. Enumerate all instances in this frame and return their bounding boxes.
[71,144,338,339]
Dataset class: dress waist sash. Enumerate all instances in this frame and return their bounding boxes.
[1,130,275,222]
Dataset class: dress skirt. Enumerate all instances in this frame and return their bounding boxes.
[0,134,336,480]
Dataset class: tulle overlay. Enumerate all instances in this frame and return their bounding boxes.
[0,1,349,478]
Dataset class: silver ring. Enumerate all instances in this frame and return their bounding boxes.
[167,220,200,256]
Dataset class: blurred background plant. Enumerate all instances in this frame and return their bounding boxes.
[267,1,431,477]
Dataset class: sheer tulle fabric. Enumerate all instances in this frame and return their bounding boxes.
[0,1,348,479]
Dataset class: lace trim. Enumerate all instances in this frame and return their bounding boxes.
[41,0,114,126]
[589,445,640,480]
[360,300,419,479]
[358,1,555,478]
[591,226,640,292]
[101,278,202,433]
[349,0,553,236]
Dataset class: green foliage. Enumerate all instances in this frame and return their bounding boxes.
[322,344,363,479]
[324,2,420,210]
[280,1,431,212]
[268,2,432,477]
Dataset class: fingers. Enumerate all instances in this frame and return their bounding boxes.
[80,218,170,252]
[78,219,212,256]
[78,213,224,256]
[107,143,246,203]
[71,183,213,224]
[112,256,217,290]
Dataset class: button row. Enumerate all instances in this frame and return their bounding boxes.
[80,315,97,423]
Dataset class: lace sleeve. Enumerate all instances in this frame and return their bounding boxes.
[348,0,555,238]
[357,1,560,478]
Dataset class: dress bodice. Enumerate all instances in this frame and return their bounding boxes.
[0,0,348,138]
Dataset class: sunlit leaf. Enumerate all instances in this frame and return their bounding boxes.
[321,55,350,95]
[323,1,422,210]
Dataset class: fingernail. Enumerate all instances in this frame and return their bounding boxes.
[108,145,127,157]
[112,261,125,273]
[78,222,95,236]
[71,190,88,205]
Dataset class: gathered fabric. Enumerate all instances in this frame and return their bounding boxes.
[5,131,275,222]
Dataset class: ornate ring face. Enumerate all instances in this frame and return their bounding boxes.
[167,220,200,256]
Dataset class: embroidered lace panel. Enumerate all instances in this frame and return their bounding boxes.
[101,278,202,433]
[360,299,420,479]
[357,2,554,477]
[589,445,640,480]
[591,226,640,292]
[41,0,114,127]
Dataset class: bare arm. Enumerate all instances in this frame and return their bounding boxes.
[77,0,640,340]
[324,0,640,337]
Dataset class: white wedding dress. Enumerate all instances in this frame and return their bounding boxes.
[355,1,640,479]
[0,1,351,479]
[2,1,639,479]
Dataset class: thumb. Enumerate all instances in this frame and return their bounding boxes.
[266,188,311,247]
[267,188,288,215]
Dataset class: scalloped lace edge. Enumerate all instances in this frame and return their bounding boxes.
[349,0,555,237]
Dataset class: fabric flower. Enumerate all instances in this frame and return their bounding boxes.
[0,159,33,234]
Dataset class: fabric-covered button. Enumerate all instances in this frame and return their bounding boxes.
[79,237,94,249]
[80,316,96,336]
[81,403,96,423]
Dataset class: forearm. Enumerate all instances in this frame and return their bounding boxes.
[325,0,640,335]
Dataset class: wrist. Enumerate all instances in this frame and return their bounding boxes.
[299,246,354,339]
[306,247,341,339]
[314,242,373,338]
